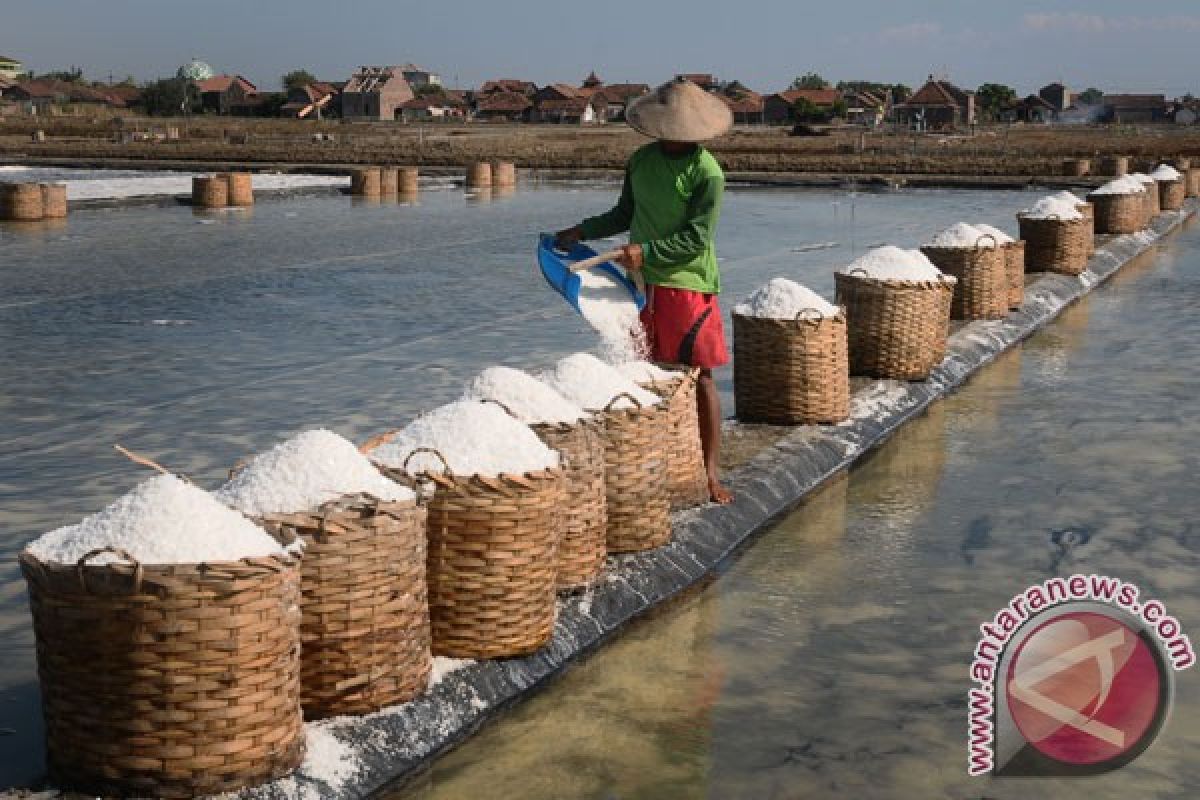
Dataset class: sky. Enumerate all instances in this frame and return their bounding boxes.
[3,0,1198,96]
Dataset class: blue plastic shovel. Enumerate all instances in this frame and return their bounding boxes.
[537,234,646,315]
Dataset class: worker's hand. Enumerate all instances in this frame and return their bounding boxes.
[554,225,584,250]
[615,243,644,270]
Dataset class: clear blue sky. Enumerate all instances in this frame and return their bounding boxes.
[4,0,1198,96]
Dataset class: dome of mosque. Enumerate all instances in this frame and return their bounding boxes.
[177,59,214,82]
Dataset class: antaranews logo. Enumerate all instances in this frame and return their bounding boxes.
[967,574,1194,776]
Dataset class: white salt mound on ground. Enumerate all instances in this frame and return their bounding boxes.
[616,360,681,384]
[1151,164,1182,181]
[1022,196,1083,220]
[1092,176,1146,195]
[463,366,587,426]
[26,474,288,566]
[543,352,662,411]
[838,246,943,282]
[575,268,647,362]
[927,222,995,248]
[733,277,839,319]
[974,223,1015,244]
[216,429,413,517]
[370,401,559,476]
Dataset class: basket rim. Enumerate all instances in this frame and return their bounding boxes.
[835,271,958,288]
[374,460,563,489]
[252,491,423,523]
[731,307,848,324]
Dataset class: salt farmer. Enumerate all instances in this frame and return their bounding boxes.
[556,77,735,503]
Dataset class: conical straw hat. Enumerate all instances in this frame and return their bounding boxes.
[626,77,733,142]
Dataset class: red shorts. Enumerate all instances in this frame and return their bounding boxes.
[639,286,729,369]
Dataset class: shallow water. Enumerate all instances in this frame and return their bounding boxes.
[0,182,1079,786]
[388,224,1200,798]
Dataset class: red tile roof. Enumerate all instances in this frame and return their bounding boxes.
[195,75,257,94]
[720,94,764,114]
[772,89,841,106]
[1103,94,1167,109]
[536,96,594,112]
[476,91,532,112]
[596,83,649,103]
[480,79,536,95]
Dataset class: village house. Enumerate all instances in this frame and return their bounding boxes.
[479,79,538,97]
[8,79,131,114]
[400,63,441,90]
[0,55,23,79]
[720,90,765,125]
[676,73,719,92]
[280,81,340,119]
[1003,94,1057,124]
[763,89,841,125]
[341,66,415,121]
[1101,93,1170,124]
[843,89,888,127]
[399,90,468,122]
[195,74,258,115]
[472,90,532,122]
[893,76,976,130]
[572,72,648,121]
[1038,82,1072,112]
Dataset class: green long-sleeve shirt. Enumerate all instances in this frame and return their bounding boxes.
[579,142,724,294]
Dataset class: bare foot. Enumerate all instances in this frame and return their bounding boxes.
[708,475,734,505]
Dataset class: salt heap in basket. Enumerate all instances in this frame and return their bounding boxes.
[616,360,680,383]
[926,222,997,249]
[1021,195,1084,220]
[543,352,662,411]
[370,400,559,476]
[216,428,413,516]
[733,277,839,319]
[839,245,944,281]
[462,366,587,426]
[27,474,290,566]
[974,223,1015,244]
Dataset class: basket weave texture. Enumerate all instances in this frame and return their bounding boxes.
[1063,158,1090,177]
[1076,202,1095,255]
[1086,192,1144,235]
[639,370,709,509]
[733,310,849,425]
[379,167,399,195]
[592,396,671,552]
[377,451,562,659]
[225,173,254,206]
[1001,241,1025,309]
[1159,179,1186,211]
[834,272,954,381]
[2,182,45,220]
[466,162,492,188]
[19,545,305,798]
[492,161,517,187]
[1142,181,1161,218]
[1100,155,1129,176]
[1017,215,1090,276]
[1188,169,1200,198]
[399,167,420,193]
[192,175,228,208]
[351,167,382,196]
[40,183,68,219]
[531,420,608,590]
[921,239,1008,320]
[255,496,430,718]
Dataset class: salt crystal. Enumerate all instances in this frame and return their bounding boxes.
[543,352,662,411]
[216,429,413,517]
[838,246,944,281]
[575,268,648,362]
[616,360,681,383]
[26,474,288,566]
[733,277,839,319]
[1022,195,1084,220]
[462,366,587,425]
[368,401,559,476]
[926,222,995,248]
[973,223,1015,244]
[1151,164,1182,181]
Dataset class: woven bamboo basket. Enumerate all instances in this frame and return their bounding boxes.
[1140,179,1160,219]
[351,167,382,196]
[834,271,955,381]
[1188,168,1200,198]
[591,393,671,552]
[920,236,1008,320]
[530,419,608,589]
[1063,158,1090,177]
[492,161,517,187]
[733,309,849,425]
[1172,157,1191,171]
[379,167,400,195]
[1158,179,1186,211]
[19,543,305,798]
[1,182,45,221]
[1086,192,1143,235]
[372,447,562,659]
[637,369,709,509]
[192,175,228,208]
[253,494,430,718]
[40,183,68,219]
[1000,241,1025,309]
[466,161,492,188]
[1017,214,1090,275]
[1100,155,1129,176]
[1076,202,1095,255]
[399,166,420,193]
[225,172,254,206]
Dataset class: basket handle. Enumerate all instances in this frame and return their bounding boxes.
[793,307,825,325]
[479,397,518,419]
[402,446,452,476]
[227,457,248,481]
[113,444,174,477]
[974,233,997,249]
[603,391,642,412]
[845,267,869,278]
[359,429,400,455]
[76,547,143,595]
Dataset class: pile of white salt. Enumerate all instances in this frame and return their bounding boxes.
[26,474,289,566]
[926,222,996,249]
[543,352,661,411]
[462,366,587,426]
[369,401,559,476]
[1021,195,1084,220]
[1091,176,1147,195]
[973,223,1015,244]
[216,429,413,517]
[616,360,681,384]
[575,268,647,362]
[733,278,839,319]
[838,246,944,282]
[1151,164,1182,181]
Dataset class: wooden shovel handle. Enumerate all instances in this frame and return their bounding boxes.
[569,249,625,273]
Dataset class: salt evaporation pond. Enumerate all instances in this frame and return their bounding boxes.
[0,164,349,200]
[0,180,1176,788]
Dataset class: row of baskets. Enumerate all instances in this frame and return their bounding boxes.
[20,370,706,798]
[0,182,68,221]
[191,172,255,209]
[350,165,421,196]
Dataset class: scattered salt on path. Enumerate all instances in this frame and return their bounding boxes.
[369,401,559,477]
[927,222,995,249]
[838,246,944,281]
[1151,164,1182,181]
[429,656,475,688]
[575,268,647,362]
[543,352,662,411]
[1092,176,1147,195]
[974,223,1015,244]
[26,474,287,566]
[215,429,413,517]
[298,725,362,793]
[463,366,587,425]
[733,278,839,319]
[1022,195,1084,220]
[616,360,680,383]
